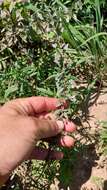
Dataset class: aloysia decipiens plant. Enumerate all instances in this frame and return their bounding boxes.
[0,0,107,188]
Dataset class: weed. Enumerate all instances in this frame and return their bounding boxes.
[0,0,107,189]
[99,121,107,155]
[91,176,104,189]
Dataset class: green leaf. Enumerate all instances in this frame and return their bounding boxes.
[79,32,107,48]
[26,3,37,12]
[95,0,102,33]
[5,84,18,98]
[36,87,54,96]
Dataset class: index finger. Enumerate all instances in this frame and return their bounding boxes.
[3,96,68,116]
[28,97,68,113]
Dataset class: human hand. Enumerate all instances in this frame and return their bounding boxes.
[0,97,76,185]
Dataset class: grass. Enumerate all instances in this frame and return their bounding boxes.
[91,176,104,188]
[99,121,107,155]
[0,0,107,189]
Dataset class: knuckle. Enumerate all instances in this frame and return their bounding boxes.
[26,117,37,134]
[47,120,58,135]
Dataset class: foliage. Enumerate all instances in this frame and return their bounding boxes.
[91,176,104,189]
[0,0,107,189]
[99,121,107,155]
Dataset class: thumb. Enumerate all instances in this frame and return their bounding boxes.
[31,117,64,140]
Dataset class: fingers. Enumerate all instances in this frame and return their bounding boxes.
[38,113,76,133]
[43,121,76,147]
[30,116,76,143]
[63,120,76,132]
[58,135,75,147]
[44,135,75,147]
[3,97,67,116]
[32,117,64,139]
[54,120,76,147]
[27,147,63,160]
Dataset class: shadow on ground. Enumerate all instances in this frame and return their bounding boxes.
[58,144,99,190]
[104,180,107,190]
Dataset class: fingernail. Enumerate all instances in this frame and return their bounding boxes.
[56,121,64,132]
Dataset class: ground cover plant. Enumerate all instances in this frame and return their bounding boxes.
[0,0,107,189]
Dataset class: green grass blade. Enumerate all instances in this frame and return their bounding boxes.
[95,0,102,33]
[79,32,107,48]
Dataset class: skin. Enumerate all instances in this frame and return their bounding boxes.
[0,96,76,185]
